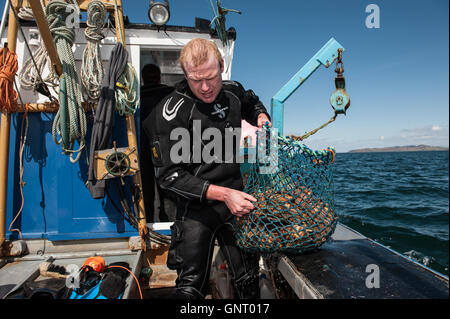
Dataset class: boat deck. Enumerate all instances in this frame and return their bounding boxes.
[1,223,448,299]
[276,223,449,299]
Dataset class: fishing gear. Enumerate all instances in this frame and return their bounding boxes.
[236,124,338,254]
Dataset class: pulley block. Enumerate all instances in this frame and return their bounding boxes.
[330,75,350,115]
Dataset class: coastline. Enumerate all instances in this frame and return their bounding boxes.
[347,145,449,153]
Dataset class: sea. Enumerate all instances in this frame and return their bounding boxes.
[332,151,449,276]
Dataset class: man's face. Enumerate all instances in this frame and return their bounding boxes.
[183,55,224,104]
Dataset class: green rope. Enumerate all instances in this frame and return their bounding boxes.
[47,0,86,163]
[115,63,139,116]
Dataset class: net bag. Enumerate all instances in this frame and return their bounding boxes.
[235,127,338,254]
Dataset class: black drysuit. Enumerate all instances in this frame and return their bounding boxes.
[140,83,176,222]
[143,79,270,298]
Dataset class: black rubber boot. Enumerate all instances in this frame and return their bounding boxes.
[172,286,204,299]
[233,266,260,299]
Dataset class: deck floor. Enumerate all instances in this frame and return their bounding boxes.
[280,234,449,298]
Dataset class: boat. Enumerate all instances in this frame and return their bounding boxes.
[0,0,448,300]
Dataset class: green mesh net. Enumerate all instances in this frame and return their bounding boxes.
[235,128,338,254]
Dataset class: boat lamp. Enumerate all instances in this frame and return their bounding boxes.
[148,0,170,26]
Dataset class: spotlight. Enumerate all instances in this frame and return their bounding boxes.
[148,0,170,27]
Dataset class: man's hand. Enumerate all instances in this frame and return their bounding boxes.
[257,113,272,128]
[206,185,257,217]
[223,189,257,217]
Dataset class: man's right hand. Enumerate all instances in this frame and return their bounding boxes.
[223,189,257,217]
[206,185,257,217]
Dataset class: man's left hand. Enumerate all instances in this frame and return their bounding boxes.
[257,113,272,128]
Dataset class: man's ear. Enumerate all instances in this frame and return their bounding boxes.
[220,59,225,73]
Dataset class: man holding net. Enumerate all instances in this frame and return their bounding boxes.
[143,38,271,299]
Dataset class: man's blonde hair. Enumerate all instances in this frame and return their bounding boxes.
[179,38,224,71]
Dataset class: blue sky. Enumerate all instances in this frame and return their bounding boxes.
[1,0,448,152]
[134,0,448,152]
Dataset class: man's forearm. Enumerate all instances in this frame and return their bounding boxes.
[205,184,227,202]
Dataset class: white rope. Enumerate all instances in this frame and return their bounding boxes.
[81,0,106,102]
[17,6,34,21]
[18,41,59,90]
[18,0,59,92]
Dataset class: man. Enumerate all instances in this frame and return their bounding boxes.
[140,64,176,222]
[143,38,271,299]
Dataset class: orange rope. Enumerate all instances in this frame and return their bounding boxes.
[324,148,335,164]
[106,265,143,299]
[8,103,30,240]
[0,47,19,112]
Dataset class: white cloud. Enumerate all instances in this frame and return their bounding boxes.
[370,125,449,149]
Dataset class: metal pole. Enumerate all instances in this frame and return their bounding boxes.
[0,0,10,40]
[0,0,19,250]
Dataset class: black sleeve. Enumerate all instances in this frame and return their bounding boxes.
[143,95,210,202]
[224,80,271,127]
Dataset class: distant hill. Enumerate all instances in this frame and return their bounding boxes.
[348,145,449,153]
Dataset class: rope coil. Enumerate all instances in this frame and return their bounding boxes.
[18,0,59,93]
[0,47,18,112]
[47,0,87,163]
[81,0,106,102]
[115,63,139,116]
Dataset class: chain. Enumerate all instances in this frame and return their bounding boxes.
[290,48,346,142]
[334,48,344,75]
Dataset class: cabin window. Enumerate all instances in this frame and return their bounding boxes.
[140,49,184,86]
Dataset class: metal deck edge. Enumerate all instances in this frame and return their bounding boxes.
[123,249,143,299]
[277,255,323,299]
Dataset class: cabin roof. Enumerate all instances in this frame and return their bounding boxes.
[2,16,237,41]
